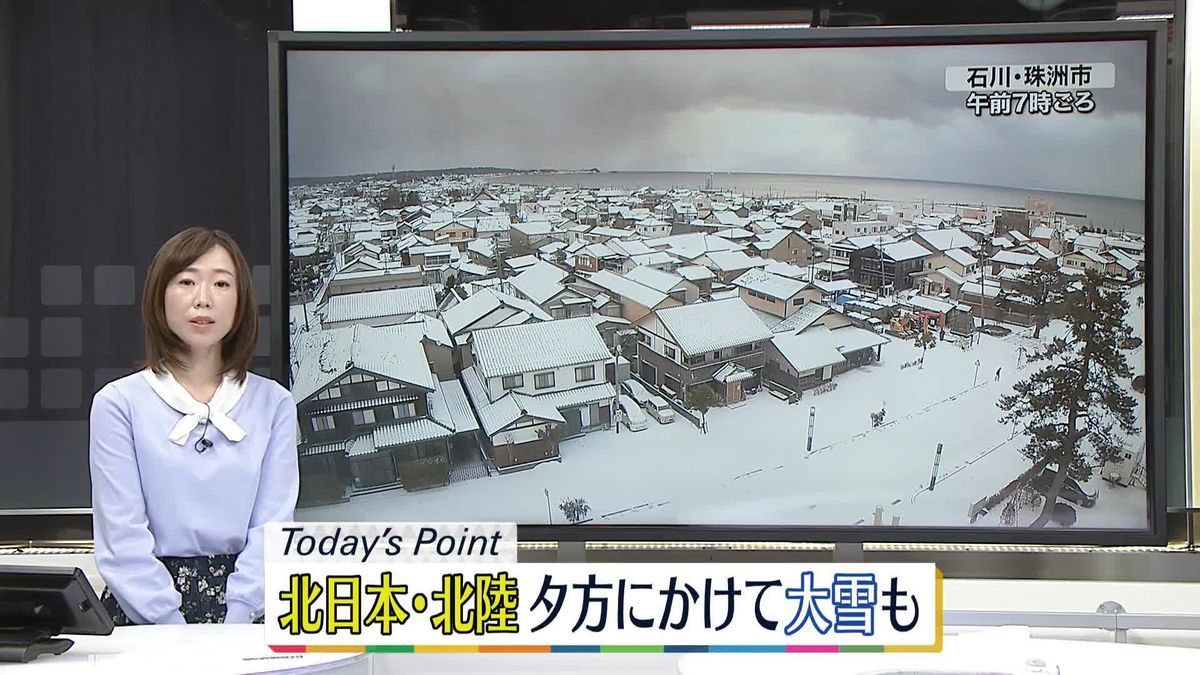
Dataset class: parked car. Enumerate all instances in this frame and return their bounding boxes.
[1031,468,1097,508]
[618,394,648,432]
[621,379,653,408]
[645,395,675,424]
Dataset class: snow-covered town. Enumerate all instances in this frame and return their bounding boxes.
[287,172,1148,531]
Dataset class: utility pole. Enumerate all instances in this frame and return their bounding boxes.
[806,406,816,453]
[929,443,944,491]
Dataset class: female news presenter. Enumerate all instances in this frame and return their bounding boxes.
[89,227,298,625]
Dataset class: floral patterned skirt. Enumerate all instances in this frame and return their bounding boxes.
[100,553,242,625]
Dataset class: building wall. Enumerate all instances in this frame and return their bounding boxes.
[764,232,815,266]
[483,358,609,402]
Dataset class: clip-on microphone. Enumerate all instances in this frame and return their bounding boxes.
[194,402,213,453]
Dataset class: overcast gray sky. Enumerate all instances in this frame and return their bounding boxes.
[287,39,1147,200]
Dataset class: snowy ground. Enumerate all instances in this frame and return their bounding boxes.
[298,287,1148,532]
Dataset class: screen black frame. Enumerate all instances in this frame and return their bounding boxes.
[269,22,1170,546]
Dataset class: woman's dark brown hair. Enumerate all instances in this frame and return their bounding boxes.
[141,227,258,383]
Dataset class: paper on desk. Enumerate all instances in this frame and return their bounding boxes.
[99,633,365,675]
[675,627,1057,675]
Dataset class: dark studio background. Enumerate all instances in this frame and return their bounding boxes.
[0,0,1187,542]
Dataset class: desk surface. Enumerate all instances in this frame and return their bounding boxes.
[678,627,1200,674]
[0,624,366,675]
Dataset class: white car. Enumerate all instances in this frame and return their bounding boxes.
[618,394,648,432]
[645,395,675,424]
[621,379,653,408]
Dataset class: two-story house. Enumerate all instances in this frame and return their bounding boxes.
[507,260,593,319]
[575,269,683,322]
[851,240,932,292]
[623,265,699,304]
[440,287,552,372]
[636,298,773,404]
[751,229,815,266]
[293,324,480,507]
[463,317,617,471]
[732,268,824,320]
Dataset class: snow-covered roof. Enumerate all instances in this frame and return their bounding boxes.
[321,285,438,325]
[770,328,847,373]
[655,298,774,356]
[759,260,806,280]
[705,250,765,272]
[732,268,809,301]
[609,239,655,258]
[624,266,687,294]
[441,288,551,336]
[677,265,716,282]
[398,313,452,348]
[533,382,617,410]
[467,238,494,259]
[882,240,933,262]
[924,267,968,287]
[713,362,755,383]
[771,301,833,334]
[471,317,611,379]
[1074,235,1104,250]
[508,261,568,305]
[629,251,677,268]
[586,270,669,309]
[645,233,745,260]
[915,228,977,253]
[944,248,979,268]
[990,250,1040,267]
[292,323,436,404]
[512,219,555,237]
[1073,248,1109,265]
[815,279,858,294]
[905,294,956,315]
[426,378,479,435]
[1105,236,1144,252]
[581,242,618,259]
[460,367,564,436]
[506,254,540,271]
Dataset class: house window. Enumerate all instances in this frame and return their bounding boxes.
[665,345,677,360]
[551,306,568,319]
[534,372,555,390]
[792,298,803,306]
[392,402,417,420]
[575,365,595,383]
[686,355,704,366]
[311,415,335,432]
[376,380,402,392]
[639,331,650,345]
[351,409,376,426]
[736,343,754,355]
[712,351,722,361]
[502,374,524,390]
[316,386,341,401]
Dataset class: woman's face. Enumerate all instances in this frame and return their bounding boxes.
[164,245,238,356]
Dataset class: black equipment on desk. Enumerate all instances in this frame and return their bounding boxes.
[0,565,114,663]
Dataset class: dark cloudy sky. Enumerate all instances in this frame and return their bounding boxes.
[287,39,1147,200]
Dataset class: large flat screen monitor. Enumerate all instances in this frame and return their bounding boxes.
[270,23,1168,545]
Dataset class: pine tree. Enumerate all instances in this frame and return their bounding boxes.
[1016,264,1067,339]
[997,270,1138,528]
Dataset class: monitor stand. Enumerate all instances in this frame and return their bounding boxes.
[0,628,74,663]
[832,542,865,563]
[556,541,587,563]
